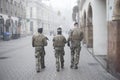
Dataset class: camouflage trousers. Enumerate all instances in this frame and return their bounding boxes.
[70,46,81,67]
[35,47,45,72]
[54,47,64,71]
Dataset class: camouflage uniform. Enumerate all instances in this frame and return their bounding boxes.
[32,33,47,72]
[53,35,66,72]
[68,27,83,69]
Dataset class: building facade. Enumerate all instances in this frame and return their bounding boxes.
[78,0,120,76]
[0,0,26,39]
[26,0,63,35]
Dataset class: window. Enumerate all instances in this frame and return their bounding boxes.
[6,9,8,13]
[0,8,2,13]
[0,2,1,12]
[11,11,12,15]
[30,7,32,18]
[11,0,13,4]
[30,22,33,31]
[14,1,16,6]
[15,12,17,16]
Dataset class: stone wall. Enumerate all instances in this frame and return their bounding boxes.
[86,23,93,48]
[108,21,120,73]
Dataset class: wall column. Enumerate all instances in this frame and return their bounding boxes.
[86,23,93,48]
[108,0,120,73]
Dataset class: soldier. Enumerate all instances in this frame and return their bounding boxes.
[32,28,48,73]
[68,22,83,69]
[53,27,66,72]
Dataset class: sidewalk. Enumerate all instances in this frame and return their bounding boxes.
[86,47,107,69]
[0,35,118,80]
[86,46,120,79]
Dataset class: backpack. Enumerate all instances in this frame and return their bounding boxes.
[33,34,44,47]
[71,28,83,40]
[53,35,66,47]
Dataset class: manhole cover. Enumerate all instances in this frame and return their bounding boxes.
[88,63,99,66]
[0,57,9,60]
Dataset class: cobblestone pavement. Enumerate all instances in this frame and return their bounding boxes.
[0,35,118,80]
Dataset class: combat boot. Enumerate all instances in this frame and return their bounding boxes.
[61,63,64,69]
[70,64,74,69]
[36,68,40,73]
[41,66,45,69]
[57,68,60,72]
[61,66,64,69]
[74,64,78,69]
[56,64,60,72]
[37,70,40,73]
[41,63,45,69]
[36,64,41,73]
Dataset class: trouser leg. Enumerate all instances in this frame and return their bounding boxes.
[41,55,45,68]
[60,55,64,69]
[74,47,81,69]
[70,48,75,68]
[56,56,60,71]
[41,48,45,68]
[55,52,60,72]
[36,56,41,72]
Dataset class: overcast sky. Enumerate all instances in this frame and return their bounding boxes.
[42,0,77,15]
[42,0,77,25]
[50,0,76,10]
[41,0,77,30]
[42,0,77,10]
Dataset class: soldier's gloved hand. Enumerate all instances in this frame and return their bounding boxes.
[32,45,34,47]
[63,52,65,56]
[35,54,38,58]
[46,37,49,40]
[32,41,34,47]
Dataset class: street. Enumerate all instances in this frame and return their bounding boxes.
[0,35,118,80]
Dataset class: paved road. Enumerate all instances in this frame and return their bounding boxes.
[0,36,118,80]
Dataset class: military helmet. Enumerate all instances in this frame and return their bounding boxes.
[57,27,62,32]
[57,27,62,34]
[38,28,43,33]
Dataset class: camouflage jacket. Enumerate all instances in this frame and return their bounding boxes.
[53,34,66,48]
[68,27,83,48]
[32,33,48,47]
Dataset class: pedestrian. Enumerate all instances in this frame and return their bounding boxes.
[0,15,4,37]
[5,16,13,32]
[53,27,66,72]
[32,28,48,73]
[67,22,83,69]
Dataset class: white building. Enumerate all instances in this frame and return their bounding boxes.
[0,0,27,38]
[26,0,63,35]
[79,0,120,75]
[79,0,107,55]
